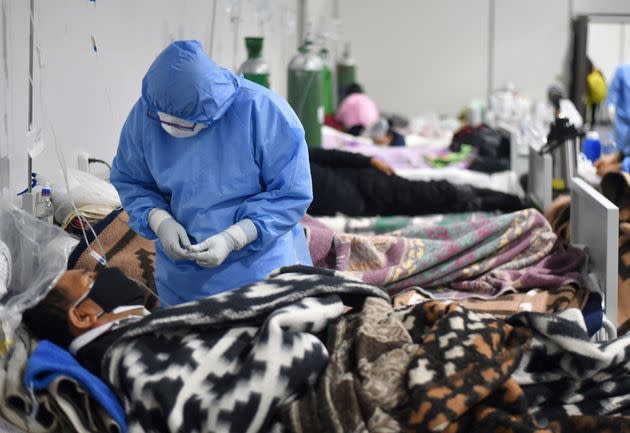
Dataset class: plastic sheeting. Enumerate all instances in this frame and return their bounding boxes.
[0,199,72,352]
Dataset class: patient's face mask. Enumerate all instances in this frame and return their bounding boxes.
[76,268,146,315]
[157,111,208,138]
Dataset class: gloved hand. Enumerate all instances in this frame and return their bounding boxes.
[149,209,194,261]
[189,219,257,268]
[188,231,234,268]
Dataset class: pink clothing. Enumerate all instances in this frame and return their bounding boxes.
[335,93,380,129]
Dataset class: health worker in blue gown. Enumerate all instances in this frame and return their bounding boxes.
[110,40,313,306]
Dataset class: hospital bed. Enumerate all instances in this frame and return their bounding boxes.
[571,177,618,337]
[0,166,621,432]
[526,141,619,336]
[322,125,525,196]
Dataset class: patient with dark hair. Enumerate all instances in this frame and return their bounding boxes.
[21,264,362,433]
[308,147,526,216]
[22,267,151,375]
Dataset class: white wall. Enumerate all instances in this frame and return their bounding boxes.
[5,0,630,201]
[0,0,29,202]
[587,22,623,84]
[2,0,299,200]
[339,0,490,117]
[493,0,572,101]
[573,0,630,16]
[337,0,574,117]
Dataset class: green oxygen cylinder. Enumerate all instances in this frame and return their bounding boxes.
[319,48,334,116]
[238,37,270,88]
[336,42,356,106]
[288,42,323,147]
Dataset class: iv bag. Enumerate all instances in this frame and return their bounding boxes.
[26,127,44,158]
[227,0,242,21]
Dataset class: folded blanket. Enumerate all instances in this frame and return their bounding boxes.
[0,325,53,433]
[101,265,388,433]
[283,298,630,433]
[0,325,123,433]
[24,341,125,433]
[394,283,589,317]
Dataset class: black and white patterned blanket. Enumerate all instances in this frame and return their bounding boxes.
[101,265,388,433]
[509,308,630,424]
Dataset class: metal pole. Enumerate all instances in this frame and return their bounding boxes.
[27,0,33,192]
[208,0,218,57]
[487,0,495,97]
[297,0,306,45]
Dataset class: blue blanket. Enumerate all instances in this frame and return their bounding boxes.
[24,340,126,433]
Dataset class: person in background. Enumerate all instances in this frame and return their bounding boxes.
[308,147,525,216]
[110,40,313,306]
[368,116,406,147]
[335,83,380,136]
[596,63,630,177]
[585,57,608,127]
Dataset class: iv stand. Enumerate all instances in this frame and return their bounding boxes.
[22,0,35,215]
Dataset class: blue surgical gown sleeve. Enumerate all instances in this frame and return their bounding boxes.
[607,67,622,108]
[233,99,313,254]
[110,100,170,240]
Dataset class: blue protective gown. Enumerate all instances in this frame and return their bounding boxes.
[110,40,313,305]
[607,64,630,171]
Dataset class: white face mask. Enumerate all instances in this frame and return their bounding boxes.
[157,112,208,138]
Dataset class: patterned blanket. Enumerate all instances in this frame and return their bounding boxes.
[0,325,121,433]
[394,283,589,317]
[283,298,630,433]
[322,126,473,170]
[101,266,388,433]
[68,209,158,308]
[546,172,630,329]
[304,209,584,300]
[313,212,495,235]
[509,309,630,425]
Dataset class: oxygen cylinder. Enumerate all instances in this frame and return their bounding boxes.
[288,42,323,147]
[319,48,334,116]
[336,42,356,107]
[238,37,270,88]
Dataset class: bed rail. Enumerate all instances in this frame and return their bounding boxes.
[527,144,553,211]
[570,177,619,327]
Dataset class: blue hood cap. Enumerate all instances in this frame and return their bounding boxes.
[142,40,241,124]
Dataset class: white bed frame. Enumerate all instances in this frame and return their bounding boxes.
[527,143,553,211]
[526,139,619,337]
[570,177,619,334]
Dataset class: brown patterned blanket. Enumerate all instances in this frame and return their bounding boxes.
[283,297,630,433]
[67,209,158,308]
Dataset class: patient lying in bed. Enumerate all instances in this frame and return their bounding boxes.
[22,265,380,432]
[309,147,526,216]
[23,268,152,376]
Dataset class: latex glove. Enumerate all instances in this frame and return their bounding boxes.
[370,158,395,175]
[149,209,194,261]
[189,219,257,268]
